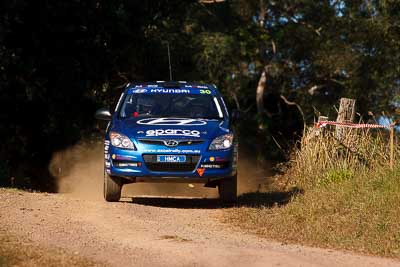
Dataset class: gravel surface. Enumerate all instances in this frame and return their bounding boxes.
[0,188,399,267]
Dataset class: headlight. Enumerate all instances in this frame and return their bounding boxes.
[109,132,135,149]
[209,133,234,150]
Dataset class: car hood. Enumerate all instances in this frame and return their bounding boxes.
[112,117,230,140]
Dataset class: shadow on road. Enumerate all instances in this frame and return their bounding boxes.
[128,197,224,209]
[126,187,303,209]
[236,187,303,208]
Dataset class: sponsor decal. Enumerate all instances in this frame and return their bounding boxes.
[146,129,200,138]
[143,149,200,154]
[104,144,109,153]
[131,88,148,93]
[200,164,223,169]
[111,154,116,159]
[137,118,207,126]
[157,155,186,163]
[209,156,215,162]
[150,88,190,94]
[184,85,208,89]
[115,162,141,167]
[196,168,205,177]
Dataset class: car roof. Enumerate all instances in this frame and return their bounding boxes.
[126,81,217,90]
[124,81,221,96]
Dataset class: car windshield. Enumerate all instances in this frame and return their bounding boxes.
[119,93,224,119]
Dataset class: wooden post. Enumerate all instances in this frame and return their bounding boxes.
[317,116,328,136]
[318,115,328,123]
[336,98,356,139]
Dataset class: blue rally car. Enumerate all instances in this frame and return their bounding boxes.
[95,81,238,203]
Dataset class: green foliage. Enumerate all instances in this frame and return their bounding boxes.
[322,168,354,186]
[196,33,235,81]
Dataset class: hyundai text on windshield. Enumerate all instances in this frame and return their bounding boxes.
[95,81,238,203]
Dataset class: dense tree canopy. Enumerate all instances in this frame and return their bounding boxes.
[1,0,399,189]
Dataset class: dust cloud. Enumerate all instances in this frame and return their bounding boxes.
[237,151,272,194]
[48,141,271,200]
[48,141,104,200]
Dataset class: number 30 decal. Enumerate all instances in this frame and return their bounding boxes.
[200,89,211,94]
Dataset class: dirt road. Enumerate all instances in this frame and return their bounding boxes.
[1,189,399,267]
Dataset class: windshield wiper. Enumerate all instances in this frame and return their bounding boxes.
[197,117,223,120]
[120,114,162,120]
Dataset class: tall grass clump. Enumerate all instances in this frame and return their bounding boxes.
[291,126,394,189]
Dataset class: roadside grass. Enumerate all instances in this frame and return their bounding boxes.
[225,127,400,257]
[0,229,101,267]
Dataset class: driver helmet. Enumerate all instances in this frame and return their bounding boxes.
[137,95,156,114]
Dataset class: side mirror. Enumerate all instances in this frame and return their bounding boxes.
[95,108,112,120]
[230,109,240,124]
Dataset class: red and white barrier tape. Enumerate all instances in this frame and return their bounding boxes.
[316,120,392,129]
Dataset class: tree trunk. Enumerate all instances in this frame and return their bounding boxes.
[256,68,267,129]
[231,89,241,111]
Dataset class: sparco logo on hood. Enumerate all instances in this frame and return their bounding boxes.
[146,129,201,137]
[137,118,207,126]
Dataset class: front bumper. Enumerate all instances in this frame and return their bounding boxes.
[104,143,237,182]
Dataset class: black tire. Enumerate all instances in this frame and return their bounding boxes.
[218,174,237,203]
[104,171,122,202]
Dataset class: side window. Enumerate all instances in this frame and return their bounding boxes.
[119,95,138,118]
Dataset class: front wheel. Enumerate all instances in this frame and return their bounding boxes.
[218,174,237,203]
[104,171,122,202]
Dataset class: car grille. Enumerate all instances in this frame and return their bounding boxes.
[143,154,200,172]
[138,139,204,147]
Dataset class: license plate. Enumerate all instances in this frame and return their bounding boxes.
[157,155,186,163]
